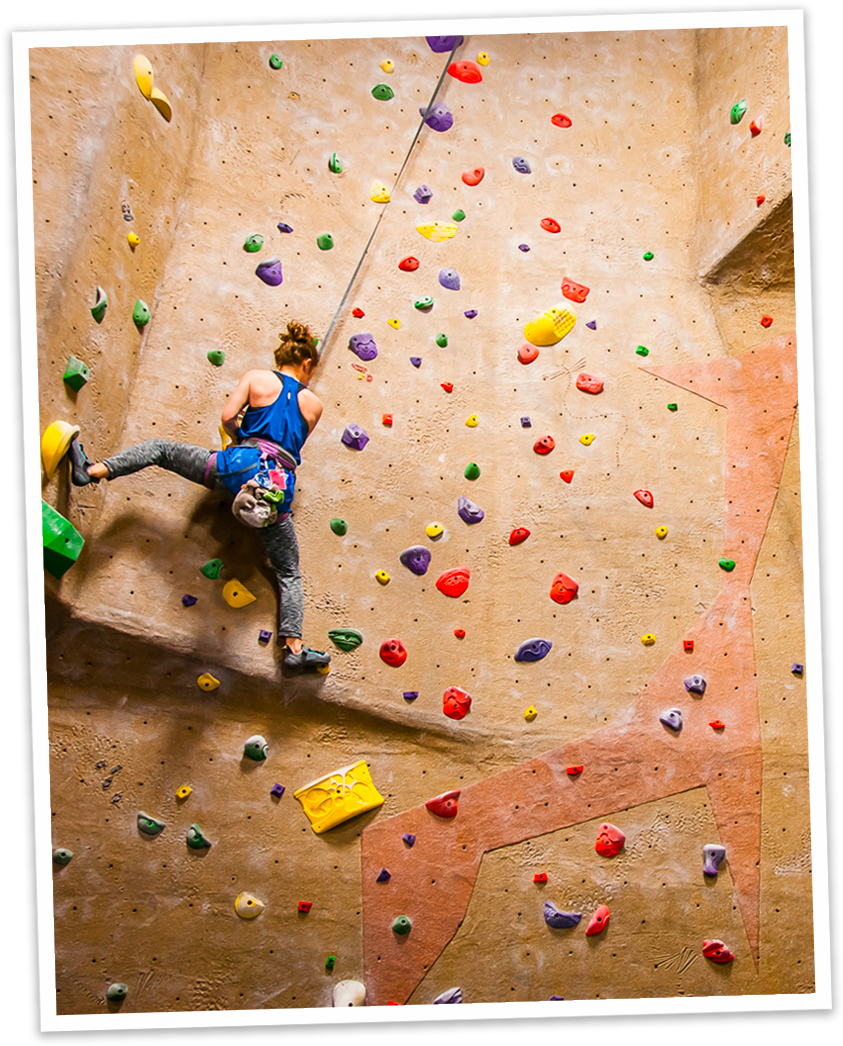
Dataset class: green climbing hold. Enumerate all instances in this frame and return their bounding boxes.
[784,131,791,147]
[186,823,212,849]
[414,295,433,310]
[42,500,84,579]
[325,955,337,970]
[201,558,224,579]
[436,333,448,347]
[52,848,73,865]
[718,558,736,572]
[207,349,225,367]
[106,983,128,1002]
[244,734,268,761]
[392,915,412,935]
[329,153,343,173]
[90,286,107,324]
[269,54,283,69]
[730,98,747,124]
[452,209,466,222]
[464,462,481,480]
[317,233,334,251]
[328,628,364,651]
[133,299,151,329]
[643,251,654,261]
[372,83,394,101]
[137,811,165,835]
[667,403,678,411]
[330,518,348,535]
[636,345,649,357]
[63,356,89,392]
[244,233,264,253]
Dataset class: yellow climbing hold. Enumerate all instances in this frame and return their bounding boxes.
[425,522,444,538]
[218,424,234,449]
[579,433,595,445]
[524,304,576,346]
[477,51,490,66]
[416,221,457,242]
[641,633,656,646]
[524,706,537,721]
[387,318,400,330]
[197,673,220,691]
[370,180,390,203]
[176,785,192,800]
[380,59,395,73]
[294,759,385,834]
[223,579,257,607]
[150,87,173,123]
[375,569,390,585]
[133,55,154,99]
[655,525,668,539]
[465,414,479,427]
[316,664,331,675]
[127,232,140,248]
[234,892,265,919]
[40,420,80,480]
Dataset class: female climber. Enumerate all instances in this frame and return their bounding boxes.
[68,320,331,671]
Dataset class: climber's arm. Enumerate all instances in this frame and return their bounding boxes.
[221,372,254,441]
[298,388,324,434]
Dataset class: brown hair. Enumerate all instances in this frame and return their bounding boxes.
[274,320,319,370]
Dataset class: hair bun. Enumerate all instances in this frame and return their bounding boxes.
[286,321,308,341]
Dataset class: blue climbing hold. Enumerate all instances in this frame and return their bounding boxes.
[410,357,422,368]
[426,35,464,53]
[544,902,582,929]
[439,268,461,290]
[514,638,553,662]
[512,156,532,173]
[399,546,432,576]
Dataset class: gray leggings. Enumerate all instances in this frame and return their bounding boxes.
[102,439,304,640]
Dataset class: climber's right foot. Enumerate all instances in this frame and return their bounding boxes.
[283,646,331,670]
[69,435,99,486]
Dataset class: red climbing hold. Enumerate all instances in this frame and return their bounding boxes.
[425,789,460,817]
[534,435,556,454]
[379,637,407,667]
[382,413,393,426]
[703,939,735,963]
[518,343,540,364]
[683,640,694,652]
[566,765,583,776]
[443,686,472,719]
[533,873,548,883]
[448,60,483,83]
[436,567,471,598]
[709,719,726,730]
[352,307,365,318]
[551,113,573,128]
[441,382,454,393]
[509,527,531,546]
[462,167,485,186]
[756,194,766,206]
[595,822,625,858]
[760,315,773,328]
[399,256,420,271]
[540,217,561,233]
[576,372,604,394]
[750,118,762,136]
[585,904,610,936]
[561,277,590,303]
[453,628,466,639]
[298,901,313,913]
[550,572,579,605]
[634,489,654,508]
[559,470,574,484]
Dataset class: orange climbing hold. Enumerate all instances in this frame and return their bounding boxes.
[559,470,574,483]
[462,167,485,186]
[509,527,530,545]
[551,113,572,128]
[425,789,460,817]
[448,60,482,83]
[760,315,773,328]
[382,414,393,426]
[443,687,472,719]
[561,277,590,303]
[550,572,578,604]
[540,217,561,233]
[436,567,471,598]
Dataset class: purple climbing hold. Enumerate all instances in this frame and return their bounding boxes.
[550,995,565,1001]
[514,638,553,662]
[659,707,683,731]
[255,257,283,286]
[402,833,416,847]
[258,629,272,643]
[376,868,392,883]
[277,222,293,233]
[399,545,432,576]
[543,902,582,929]
[270,783,285,799]
[414,184,433,204]
[792,663,804,675]
[518,244,531,252]
[521,417,532,428]
[457,495,484,524]
[426,35,464,53]
[341,424,370,450]
[684,674,707,695]
[403,691,419,702]
[439,268,461,290]
[512,156,532,174]
[419,102,454,132]
[181,594,198,607]
[703,843,726,876]
[410,357,422,368]
[349,333,378,361]
[464,309,478,319]
[586,320,597,330]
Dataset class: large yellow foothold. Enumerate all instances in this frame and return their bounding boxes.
[41,421,80,480]
[176,785,192,800]
[223,579,257,607]
[655,525,668,539]
[218,424,234,450]
[234,892,265,919]
[524,706,537,722]
[197,673,220,691]
[580,433,595,446]
[477,51,490,66]
[641,633,656,646]
[415,222,457,242]
[150,87,172,123]
[524,304,576,346]
[127,232,140,249]
[380,59,395,73]
[375,569,390,585]
[465,414,479,427]
[133,55,154,99]
[425,521,444,538]
[370,180,390,203]
[294,759,385,834]
[387,318,400,330]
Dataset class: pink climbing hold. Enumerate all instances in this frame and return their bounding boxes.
[634,489,654,508]
[509,527,530,546]
[443,686,472,720]
[533,435,555,454]
[549,572,578,604]
[425,789,460,817]
[559,469,574,484]
[551,113,572,128]
[585,905,610,936]
[561,277,590,303]
[703,939,735,963]
[462,167,485,186]
[379,638,407,667]
[540,217,561,233]
[595,822,625,857]
[576,373,604,394]
[436,567,471,598]
[448,60,482,83]
[518,343,540,364]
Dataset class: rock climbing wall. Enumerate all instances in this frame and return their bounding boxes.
[34,24,811,1017]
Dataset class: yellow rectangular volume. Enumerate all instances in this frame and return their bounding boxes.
[294,759,385,834]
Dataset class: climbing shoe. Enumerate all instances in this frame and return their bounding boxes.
[284,646,331,669]
[69,435,99,486]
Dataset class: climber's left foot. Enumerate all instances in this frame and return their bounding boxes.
[284,645,331,669]
[69,435,99,486]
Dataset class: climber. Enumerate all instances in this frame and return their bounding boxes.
[67,320,330,671]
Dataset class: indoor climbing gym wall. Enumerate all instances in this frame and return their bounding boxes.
[30,22,813,1019]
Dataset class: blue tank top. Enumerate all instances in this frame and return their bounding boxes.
[238,371,310,464]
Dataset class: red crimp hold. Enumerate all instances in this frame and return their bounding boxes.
[443,686,472,719]
[533,873,548,883]
[559,470,575,484]
[425,789,460,817]
[703,939,734,963]
[561,277,590,303]
[750,118,762,136]
[399,256,420,271]
[683,640,694,652]
[509,527,531,545]
[436,567,470,598]
[585,904,610,936]
[352,307,365,317]
[448,60,482,83]
[518,342,540,364]
[566,765,583,776]
[534,434,556,454]
[634,489,654,508]
[462,167,485,186]
[550,572,579,605]
[441,382,454,393]
[453,628,466,639]
[576,372,604,394]
[551,113,572,128]
[382,414,393,426]
[379,637,407,667]
[298,901,312,913]
[709,719,725,730]
[540,217,561,233]
[756,194,766,206]
[760,315,773,328]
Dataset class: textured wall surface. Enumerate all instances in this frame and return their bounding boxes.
[33,24,809,1017]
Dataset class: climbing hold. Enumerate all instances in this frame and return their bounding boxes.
[258,629,272,643]
[667,402,678,411]
[683,640,694,652]
[403,692,418,702]
[426,34,464,52]
[388,319,401,330]
[784,131,791,146]
[718,558,736,572]
[643,251,654,261]
[760,315,773,328]
[150,88,172,122]
[127,232,140,249]
[448,60,482,83]
[464,462,480,479]
[381,58,394,73]
[222,579,256,607]
[585,905,610,936]
[576,372,604,395]
[730,98,747,124]
[518,244,531,252]
[524,303,576,345]
[457,495,485,524]
[106,983,129,1002]
[655,525,668,539]
[330,518,349,536]
[703,940,735,963]
[52,848,73,865]
[439,268,461,290]
[197,673,219,691]
[341,424,370,450]
[176,785,192,800]
[641,633,656,645]
[533,873,548,884]
[277,221,294,233]
[325,955,337,971]
[133,299,150,328]
[398,256,419,271]
[636,345,649,356]
[792,663,804,675]
[370,181,391,203]
[465,414,478,427]
[133,54,154,98]
[756,195,766,206]
[379,638,407,667]
[544,902,582,929]
[540,217,561,233]
[399,546,431,576]
[514,638,553,662]
[549,572,578,605]
[443,686,471,720]
[425,789,460,817]
[186,823,212,849]
[464,309,478,319]
[518,343,540,364]
[703,844,726,876]
[207,349,225,366]
[41,502,85,577]
[375,570,390,585]
[243,233,264,253]
[328,629,363,651]
[512,156,532,174]
[533,435,556,454]
[684,674,706,695]
[750,118,762,136]
[520,417,532,427]
[392,915,412,935]
[585,320,597,330]
[709,719,725,730]
[201,558,224,579]
[348,333,378,361]
[426,522,444,538]
[551,113,572,128]
[372,83,394,101]
[256,258,283,286]
[244,735,268,761]
[509,527,530,545]
[560,470,574,484]
[137,812,165,836]
[376,868,391,883]
[415,296,434,310]
[566,766,583,776]
[333,980,366,1007]
[659,707,683,731]
[90,285,108,324]
[416,221,457,241]
[524,706,537,721]
[382,414,393,427]
[580,433,595,445]
[294,759,385,833]
[413,184,433,204]
[453,209,466,222]
[317,233,334,250]
[634,489,654,508]
[63,356,89,392]
[433,987,463,1004]
[462,167,485,185]
[234,892,265,919]
[561,278,590,303]
[269,54,283,69]
[298,901,312,913]
[477,51,490,65]
[270,783,285,798]
[403,833,416,846]
[595,822,625,857]
[436,567,471,598]
[328,152,343,173]
[420,101,454,132]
